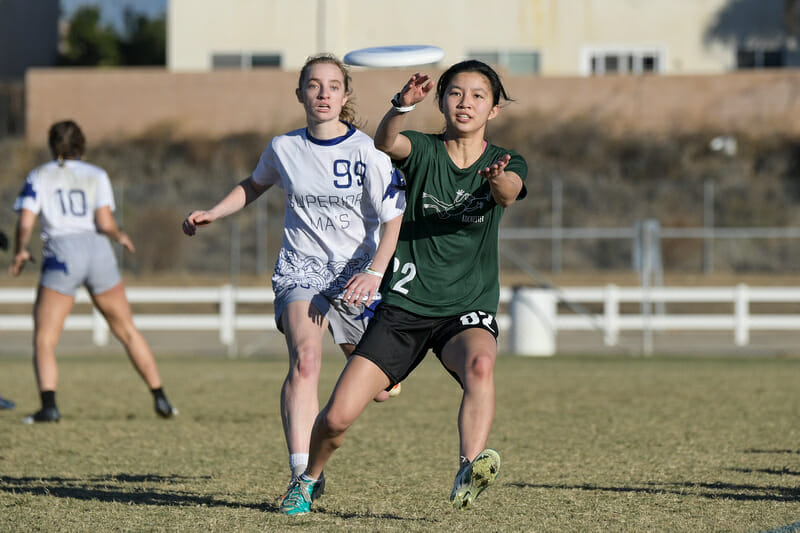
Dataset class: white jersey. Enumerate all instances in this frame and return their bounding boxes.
[253,124,406,296]
[14,159,115,241]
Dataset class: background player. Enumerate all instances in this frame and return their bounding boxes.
[9,120,178,423]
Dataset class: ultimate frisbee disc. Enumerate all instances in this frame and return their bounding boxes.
[343,45,445,68]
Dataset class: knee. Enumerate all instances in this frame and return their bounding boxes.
[318,405,353,437]
[290,346,322,381]
[464,351,495,383]
[34,330,59,353]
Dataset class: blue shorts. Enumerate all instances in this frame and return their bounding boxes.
[353,303,499,388]
[40,233,121,297]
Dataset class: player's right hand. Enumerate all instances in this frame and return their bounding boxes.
[398,73,433,106]
[8,250,30,276]
[182,210,215,236]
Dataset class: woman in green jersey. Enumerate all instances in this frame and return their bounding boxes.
[280,60,527,515]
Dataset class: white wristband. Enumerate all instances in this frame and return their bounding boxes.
[391,93,415,113]
[363,267,384,278]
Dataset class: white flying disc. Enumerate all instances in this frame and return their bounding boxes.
[344,45,445,68]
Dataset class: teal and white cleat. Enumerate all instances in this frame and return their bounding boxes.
[449,449,501,509]
[279,476,324,516]
[278,473,325,503]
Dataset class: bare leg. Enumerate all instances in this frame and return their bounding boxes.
[32,286,75,392]
[306,355,390,479]
[280,301,328,458]
[339,343,391,402]
[440,329,498,462]
[91,282,162,389]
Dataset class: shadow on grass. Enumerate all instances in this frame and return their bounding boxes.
[744,449,800,455]
[0,473,433,521]
[508,481,800,502]
[0,474,278,512]
[729,467,800,476]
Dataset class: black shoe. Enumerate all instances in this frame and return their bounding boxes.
[0,396,15,410]
[22,406,60,424]
[154,396,178,418]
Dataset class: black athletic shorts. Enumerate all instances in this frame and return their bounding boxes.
[353,303,499,388]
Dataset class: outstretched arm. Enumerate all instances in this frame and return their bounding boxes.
[374,73,434,160]
[342,214,403,306]
[182,176,271,236]
[8,209,36,276]
[479,154,523,207]
[96,206,135,252]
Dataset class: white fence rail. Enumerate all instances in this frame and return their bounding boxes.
[509,284,800,355]
[1,285,799,355]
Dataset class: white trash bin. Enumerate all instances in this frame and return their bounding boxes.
[510,288,556,356]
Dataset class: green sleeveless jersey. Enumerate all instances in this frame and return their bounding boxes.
[381,131,528,317]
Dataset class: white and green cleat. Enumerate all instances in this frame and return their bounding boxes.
[449,448,501,510]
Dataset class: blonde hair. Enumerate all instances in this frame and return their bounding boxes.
[298,53,360,127]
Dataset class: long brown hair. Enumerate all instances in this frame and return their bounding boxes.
[297,54,360,127]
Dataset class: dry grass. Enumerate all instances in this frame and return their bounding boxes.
[1,352,799,532]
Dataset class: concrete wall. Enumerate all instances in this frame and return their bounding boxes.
[25,67,800,145]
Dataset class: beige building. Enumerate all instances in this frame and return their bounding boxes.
[167,0,798,75]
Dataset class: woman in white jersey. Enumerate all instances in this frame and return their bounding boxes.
[182,54,405,495]
[9,120,178,424]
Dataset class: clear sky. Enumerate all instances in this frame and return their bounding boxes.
[61,0,167,30]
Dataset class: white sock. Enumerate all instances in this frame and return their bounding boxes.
[289,453,308,479]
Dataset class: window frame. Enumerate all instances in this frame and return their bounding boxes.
[580,46,665,76]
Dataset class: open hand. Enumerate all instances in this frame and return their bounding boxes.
[397,73,434,107]
[478,154,511,181]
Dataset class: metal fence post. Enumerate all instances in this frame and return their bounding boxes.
[603,284,619,346]
[220,284,236,348]
[735,283,749,346]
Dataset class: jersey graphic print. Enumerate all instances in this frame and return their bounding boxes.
[252,125,405,298]
[422,188,492,223]
[274,248,373,295]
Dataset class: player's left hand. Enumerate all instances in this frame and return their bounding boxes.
[478,154,511,181]
[343,272,382,307]
[117,232,135,253]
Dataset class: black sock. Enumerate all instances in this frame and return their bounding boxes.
[151,387,166,401]
[41,390,56,410]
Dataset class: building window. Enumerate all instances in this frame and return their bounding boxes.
[582,48,662,76]
[468,50,540,75]
[737,48,785,69]
[212,54,244,69]
[212,53,281,69]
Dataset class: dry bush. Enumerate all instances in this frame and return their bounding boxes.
[3,114,800,275]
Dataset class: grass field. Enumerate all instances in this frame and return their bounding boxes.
[1,351,799,532]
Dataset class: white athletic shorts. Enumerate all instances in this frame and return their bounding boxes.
[40,233,121,297]
[273,284,378,346]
